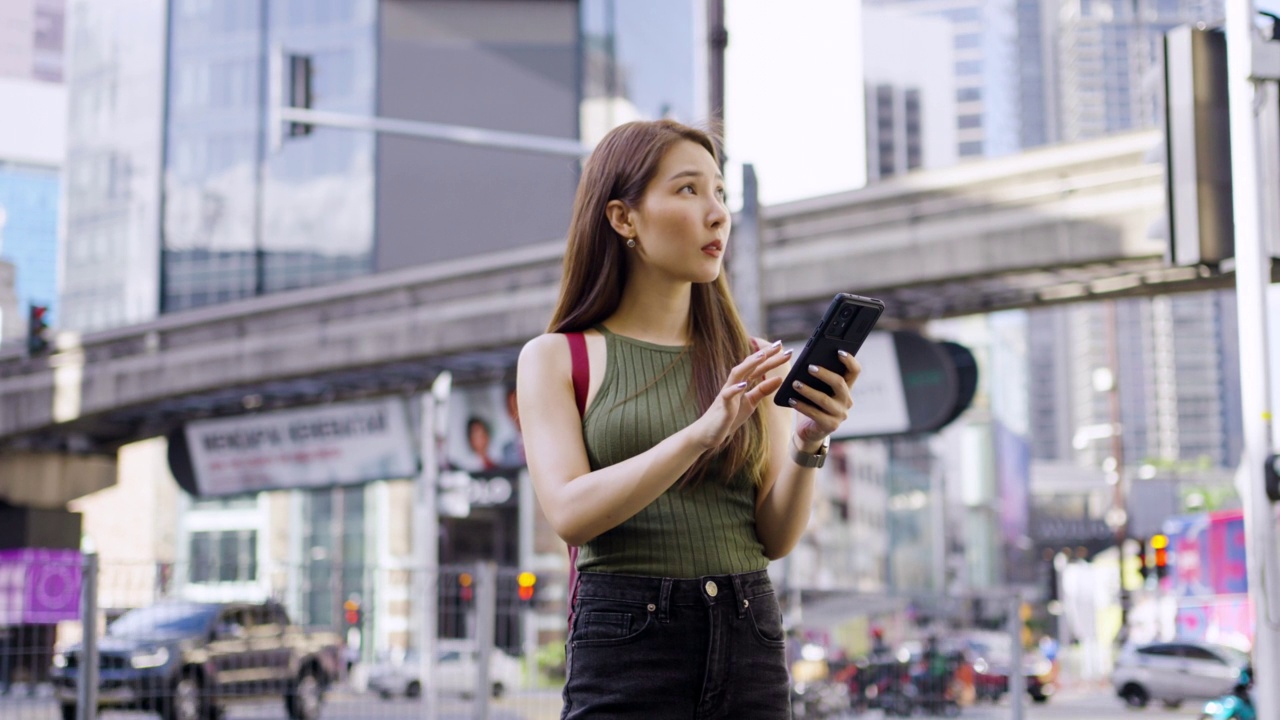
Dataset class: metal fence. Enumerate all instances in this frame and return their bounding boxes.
[0,553,571,720]
[0,553,1058,719]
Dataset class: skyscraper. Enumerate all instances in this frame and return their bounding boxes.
[0,0,65,83]
[864,0,1021,159]
[0,0,66,339]
[1054,0,1222,142]
[862,6,958,181]
[60,0,167,333]
[1027,291,1243,473]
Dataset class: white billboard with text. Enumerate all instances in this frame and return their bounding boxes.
[184,397,418,496]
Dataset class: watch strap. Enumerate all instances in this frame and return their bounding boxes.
[790,435,830,469]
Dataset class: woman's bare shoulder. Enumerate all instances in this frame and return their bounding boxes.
[518,333,573,377]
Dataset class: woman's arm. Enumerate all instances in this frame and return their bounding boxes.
[754,349,861,559]
[517,333,787,547]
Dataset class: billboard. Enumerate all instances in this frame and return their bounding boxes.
[175,397,418,497]
[1163,509,1251,647]
[832,331,977,440]
[436,381,524,518]
[0,549,82,624]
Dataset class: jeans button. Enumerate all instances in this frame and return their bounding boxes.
[705,581,718,597]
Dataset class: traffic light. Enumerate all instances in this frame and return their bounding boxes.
[517,571,537,603]
[1136,537,1150,580]
[459,572,474,603]
[1266,453,1280,502]
[343,597,362,626]
[27,304,49,354]
[1152,534,1170,580]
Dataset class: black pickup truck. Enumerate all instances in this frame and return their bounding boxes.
[51,599,344,720]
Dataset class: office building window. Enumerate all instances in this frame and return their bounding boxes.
[189,530,258,583]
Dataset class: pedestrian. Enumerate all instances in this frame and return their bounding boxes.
[517,119,862,718]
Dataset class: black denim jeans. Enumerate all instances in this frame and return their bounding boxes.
[561,569,791,719]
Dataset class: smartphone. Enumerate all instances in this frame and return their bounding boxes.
[773,293,884,409]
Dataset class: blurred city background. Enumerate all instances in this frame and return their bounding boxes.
[1,0,1279,718]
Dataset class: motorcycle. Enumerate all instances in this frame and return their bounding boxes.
[1199,668,1254,720]
[790,679,851,719]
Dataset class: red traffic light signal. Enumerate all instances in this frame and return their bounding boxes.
[27,305,49,354]
[1152,534,1170,580]
[459,572,474,602]
[343,598,361,626]
[517,571,536,602]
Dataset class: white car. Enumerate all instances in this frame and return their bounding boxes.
[364,641,523,699]
[1111,640,1250,709]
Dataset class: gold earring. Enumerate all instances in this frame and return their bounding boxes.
[626,238,636,248]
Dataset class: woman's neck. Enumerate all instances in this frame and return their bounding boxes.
[607,271,693,346]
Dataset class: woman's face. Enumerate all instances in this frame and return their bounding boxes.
[468,422,490,454]
[625,140,730,284]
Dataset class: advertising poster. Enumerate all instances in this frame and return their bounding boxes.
[437,381,524,518]
[184,397,418,496]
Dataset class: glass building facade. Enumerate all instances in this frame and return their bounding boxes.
[865,0,1022,159]
[61,0,167,333]
[579,0,704,142]
[70,0,705,324]
[0,162,60,325]
[162,0,377,313]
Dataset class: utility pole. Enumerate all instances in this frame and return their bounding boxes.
[1104,300,1129,630]
[707,0,727,129]
[1225,0,1280,716]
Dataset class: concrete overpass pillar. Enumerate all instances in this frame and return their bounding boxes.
[0,452,116,509]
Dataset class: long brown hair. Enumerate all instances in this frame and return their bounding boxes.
[548,119,768,488]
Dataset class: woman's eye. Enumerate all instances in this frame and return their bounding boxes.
[716,188,727,200]
[679,184,695,194]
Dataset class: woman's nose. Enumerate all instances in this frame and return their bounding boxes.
[707,198,729,227]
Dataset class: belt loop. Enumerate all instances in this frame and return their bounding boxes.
[659,579,673,623]
[732,574,747,618]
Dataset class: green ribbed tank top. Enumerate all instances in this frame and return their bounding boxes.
[576,325,768,578]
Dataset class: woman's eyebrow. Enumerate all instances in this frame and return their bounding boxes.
[667,169,725,182]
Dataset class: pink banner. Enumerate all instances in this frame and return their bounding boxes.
[0,549,82,625]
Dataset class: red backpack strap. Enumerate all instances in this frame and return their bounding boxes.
[567,331,589,418]
[563,332,589,628]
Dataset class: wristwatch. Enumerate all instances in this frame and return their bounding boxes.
[790,435,830,469]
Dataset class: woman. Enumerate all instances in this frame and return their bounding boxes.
[517,119,861,718]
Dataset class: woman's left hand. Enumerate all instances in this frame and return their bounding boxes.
[786,350,862,447]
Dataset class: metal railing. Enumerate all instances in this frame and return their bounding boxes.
[0,553,570,720]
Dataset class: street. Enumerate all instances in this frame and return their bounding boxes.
[0,685,1212,720]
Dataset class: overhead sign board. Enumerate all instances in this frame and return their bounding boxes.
[831,330,977,440]
[837,331,911,437]
[170,397,418,497]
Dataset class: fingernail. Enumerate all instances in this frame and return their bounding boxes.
[771,340,783,348]
[793,381,804,390]
[808,364,819,374]
[783,349,794,358]
[735,381,748,388]
[838,350,851,358]
[788,398,797,407]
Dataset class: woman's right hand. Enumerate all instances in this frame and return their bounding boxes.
[688,341,790,450]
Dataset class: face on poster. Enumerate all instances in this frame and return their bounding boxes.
[443,382,524,473]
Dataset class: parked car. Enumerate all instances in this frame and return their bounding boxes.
[364,641,522,699]
[50,599,344,720]
[1111,640,1251,709]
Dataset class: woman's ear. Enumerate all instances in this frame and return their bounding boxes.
[605,199,635,240]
